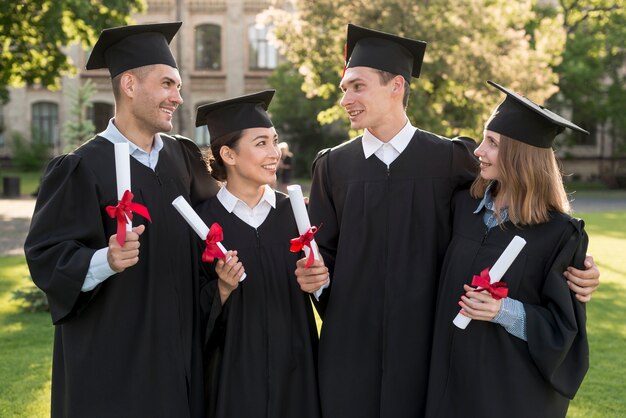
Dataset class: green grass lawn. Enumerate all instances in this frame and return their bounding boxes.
[1,211,625,416]
[0,169,43,197]
[0,256,52,418]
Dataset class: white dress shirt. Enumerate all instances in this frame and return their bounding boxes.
[361,119,417,167]
[82,119,164,292]
[216,184,276,228]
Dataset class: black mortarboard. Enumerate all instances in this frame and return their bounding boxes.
[344,24,427,82]
[86,22,181,78]
[486,80,589,148]
[195,90,275,141]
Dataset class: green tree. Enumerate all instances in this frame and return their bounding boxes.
[264,0,565,141]
[551,0,626,187]
[62,79,96,152]
[267,62,345,176]
[0,0,144,103]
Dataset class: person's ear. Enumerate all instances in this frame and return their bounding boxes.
[119,73,136,98]
[220,145,236,166]
[391,75,404,94]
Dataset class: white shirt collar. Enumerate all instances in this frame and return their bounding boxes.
[217,184,276,213]
[362,119,417,159]
[100,118,164,155]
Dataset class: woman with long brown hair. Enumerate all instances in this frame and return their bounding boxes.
[426,81,590,418]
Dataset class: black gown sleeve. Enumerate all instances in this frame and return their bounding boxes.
[24,154,107,324]
[524,218,589,399]
[173,135,220,205]
[450,136,479,188]
[307,148,336,318]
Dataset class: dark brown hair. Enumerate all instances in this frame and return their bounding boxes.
[206,130,244,181]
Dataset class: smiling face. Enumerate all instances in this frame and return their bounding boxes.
[339,66,398,133]
[475,129,501,181]
[130,64,183,135]
[222,126,281,189]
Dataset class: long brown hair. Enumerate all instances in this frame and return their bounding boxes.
[470,134,570,226]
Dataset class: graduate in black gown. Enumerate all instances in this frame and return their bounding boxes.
[24,23,218,418]
[295,24,601,418]
[425,81,590,418]
[194,91,322,418]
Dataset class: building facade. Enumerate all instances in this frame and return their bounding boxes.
[0,0,281,157]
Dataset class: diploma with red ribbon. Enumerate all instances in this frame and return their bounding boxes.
[453,235,526,329]
[290,226,319,268]
[287,185,328,299]
[106,190,152,246]
[470,268,509,300]
[171,196,246,281]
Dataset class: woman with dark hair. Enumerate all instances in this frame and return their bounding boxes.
[195,90,323,418]
[426,81,590,418]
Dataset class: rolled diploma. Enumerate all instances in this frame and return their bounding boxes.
[114,142,132,232]
[287,185,328,300]
[453,235,526,329]
[171,196,246,281]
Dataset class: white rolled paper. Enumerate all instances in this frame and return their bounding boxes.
[172,196,246,281]
[287,185,328,300]
[114,142,132,232]
[453,235,526,329]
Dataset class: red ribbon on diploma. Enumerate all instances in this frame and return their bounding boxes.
[106,190,151,246]
[470,268,509,300]
[202,222,226,263]
[290,226,319,268]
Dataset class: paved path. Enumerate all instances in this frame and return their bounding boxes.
[2,192,626,256]
[0,198,36,256]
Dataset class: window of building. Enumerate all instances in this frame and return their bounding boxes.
[195,24,222,70]
[31,102,59,146]
[87,102,114,134]
[248,24,278,70]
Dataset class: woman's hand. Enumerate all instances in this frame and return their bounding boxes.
[458,284,502,321]
[215,250,245,305]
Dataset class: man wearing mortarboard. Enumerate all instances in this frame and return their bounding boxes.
[25,22,216,417]
[294,24,600,418]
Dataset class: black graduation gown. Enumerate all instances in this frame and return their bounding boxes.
[197,193,321,418]
[308,131,478,418]
[24,135,218,418]
[425,190,589,418]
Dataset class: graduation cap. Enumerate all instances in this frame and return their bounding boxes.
[86,22,181,78]
[195,90,275,141]
[344,24,427,82]
[486,80,589,148]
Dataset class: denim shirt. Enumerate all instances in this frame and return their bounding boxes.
[474,181,527,341]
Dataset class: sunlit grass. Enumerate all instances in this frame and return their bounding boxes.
[0,211,625,416]
[0,169,42,196]
[0,256,53,418]
[567,211,626,417]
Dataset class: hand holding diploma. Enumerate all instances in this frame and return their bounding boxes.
[287,185,329,299]
[453,235,526,329]
[172,196,246,281]
[106,143,151,246]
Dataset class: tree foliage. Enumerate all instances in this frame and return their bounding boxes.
[0,0,144,103]
[267,63,346,176]
[62,79,96,152]
[552,0,625,168]
[263,0,565,141]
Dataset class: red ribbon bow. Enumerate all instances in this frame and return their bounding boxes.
[470,268,509,300]
[106,190,151,246]
[202,222,226,263]
[290,226,319,268]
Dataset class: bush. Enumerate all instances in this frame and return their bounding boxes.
[11,283,49,313]
[10,131,50,171]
